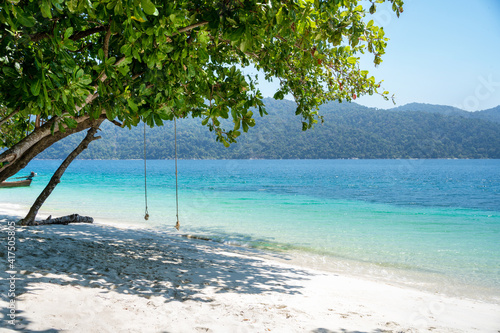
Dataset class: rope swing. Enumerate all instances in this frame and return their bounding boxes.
[142,117,181,230]
[143,122,149,220]
[174,116,180,231]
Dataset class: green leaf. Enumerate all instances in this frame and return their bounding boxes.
[64,27,74,39]
[132,47,141,60]
[154,114,163,126]
[40,0,52,18]
[2,67,18,77]
[276,7,283,25]
[227,26,245,42]
[131,6,148,22]
[120,44,132,56]
[106,57,116,65]
[106,0,116,10]
[198,47,208,61]
[273,90,284,100]
[80,74,92,85]
[66,0,77,12]
[106,107,116,120]
[114,0,123,15]
[233,120,240,131]
[127,98,139,112]
[62,39,77,51]
[58,122,66,133]
[226,17,237,26]
[141,0,158,16]
[30,79,41,96]
[63,117,78,128]
[75,68,84,79]
[347,57,357,64]
[239,39,249,52]
[14,7,36,27]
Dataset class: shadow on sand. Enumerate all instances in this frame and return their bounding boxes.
[1,214,316,332]
[1,214,402,333]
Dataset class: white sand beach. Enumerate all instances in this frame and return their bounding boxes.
[1,208,499,333]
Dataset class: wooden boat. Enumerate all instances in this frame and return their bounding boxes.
[0,172,36,188]
[0,179,32,188]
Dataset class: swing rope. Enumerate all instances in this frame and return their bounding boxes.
[144,122,149,220]
[174,116,180,231]
[143,117,180,229]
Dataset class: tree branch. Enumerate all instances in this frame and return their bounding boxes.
[68,43,92,53]
[29,32,50,43]
[110,120,123,127]
[103,23,112,59]
[0,107,20,127]
[131,71,145,81]
[0,114,106,178]
[70,25,108,41]
[29,25,107,43]
[29,20,200,44]
[6,19,208,168]
[174,21,209,35]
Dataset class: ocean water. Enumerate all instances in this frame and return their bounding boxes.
[1,159,499,301]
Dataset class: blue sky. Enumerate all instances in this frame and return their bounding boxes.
[252,0,500,111]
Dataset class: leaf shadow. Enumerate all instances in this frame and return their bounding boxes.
[0,216,312,331]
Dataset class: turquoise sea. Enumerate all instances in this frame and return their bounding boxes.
[1,159,499,302]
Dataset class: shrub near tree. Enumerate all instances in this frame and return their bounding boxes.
[0,0,403,224]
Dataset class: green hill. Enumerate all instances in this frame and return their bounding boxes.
[390,102,500,123]
[37,99,500,159]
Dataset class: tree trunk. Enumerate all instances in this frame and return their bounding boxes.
[0,115,106,183]
[20,125,102,226]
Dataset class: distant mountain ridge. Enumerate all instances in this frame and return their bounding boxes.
[387,102,500,123]
[37,99,500,160]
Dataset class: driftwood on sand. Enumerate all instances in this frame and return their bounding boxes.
[36,214,94,225]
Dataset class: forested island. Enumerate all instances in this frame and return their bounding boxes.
[38,99,500,160]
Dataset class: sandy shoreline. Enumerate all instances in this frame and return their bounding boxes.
[1,209,499,332]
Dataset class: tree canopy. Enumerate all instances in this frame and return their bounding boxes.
[0,0,403,223]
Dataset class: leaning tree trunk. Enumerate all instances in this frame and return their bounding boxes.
[20,125,102,226]
[0,114,107,183]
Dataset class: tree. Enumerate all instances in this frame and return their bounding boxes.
[0,0,403,224]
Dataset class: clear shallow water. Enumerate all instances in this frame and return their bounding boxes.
[1,159,499,301]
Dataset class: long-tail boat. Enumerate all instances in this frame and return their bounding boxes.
[0,172,36,188]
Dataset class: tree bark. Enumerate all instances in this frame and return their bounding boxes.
[0,115,106,183]
[20,124,102,226]
[0,117,62,170]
